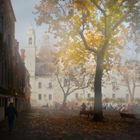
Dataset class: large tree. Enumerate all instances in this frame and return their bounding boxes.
[34,0,139,121]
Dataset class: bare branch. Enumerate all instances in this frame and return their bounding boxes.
[119,0,127,7]
[91,0,106,16]
[68,74,93,95]
[132,80,136,97]
[68,84,88,95]
[112,0,138,32]
[58,2,66,17]
[56,73,66,95]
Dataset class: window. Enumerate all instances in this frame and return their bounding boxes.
[75,93,78,99]
[0,97,5,107]
[87,93,91,98]
[49,94,52,100]
[28,37,32,45]
[91,86,94,91]
[38,94,42,100]
[112,81,116,90]
[7,34,11,48]
[112,93,115,99]
[0,15,4,33]
[112,81,119,91]
[38,82,42,88]
[49,82,52,88]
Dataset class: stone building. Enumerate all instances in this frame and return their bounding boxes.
[0,0,31,122]
[25,28,55,107]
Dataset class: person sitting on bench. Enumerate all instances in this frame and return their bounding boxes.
[81,103,87,111]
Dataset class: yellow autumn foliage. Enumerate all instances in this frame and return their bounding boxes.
[85,30,104,49]
[73,0,94,11]
[57,41,89,67]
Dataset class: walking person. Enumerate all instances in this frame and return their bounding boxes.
[6,102,18,134]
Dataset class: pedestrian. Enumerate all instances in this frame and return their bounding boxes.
[6,102,18,134]
[81,103,87,111]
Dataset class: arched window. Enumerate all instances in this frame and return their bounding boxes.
[38,82,42,88]
[49,94,52,100]
[38,94,42,100]
[28,37,32,45]
[49,82,52,88]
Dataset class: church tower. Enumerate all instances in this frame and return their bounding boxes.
[25,25,36,106]
[25,25,36,76]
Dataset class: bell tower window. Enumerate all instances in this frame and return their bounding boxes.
[29,37,32,45]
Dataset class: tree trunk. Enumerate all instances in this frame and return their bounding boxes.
[130,94,134,103]
[62,94,67,108]
[127,83,135,103]
[131,84,135,103]
[93,51,104,122]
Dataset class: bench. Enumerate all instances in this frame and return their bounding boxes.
[120,112,136,119]
[79,110,93,118]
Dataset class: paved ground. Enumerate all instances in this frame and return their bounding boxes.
[0,108,140,140]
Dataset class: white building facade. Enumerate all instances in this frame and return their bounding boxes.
[24,27,140,107]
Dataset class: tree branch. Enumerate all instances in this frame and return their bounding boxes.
[112,12,129,31]
[79,31,97,53]
[68,84,88,95]
[56,73,66,95]
[119,0,127,7]
[66,78,71,94]
[68,74,92,95]
[91,0,106,16]
[58,2,67,17]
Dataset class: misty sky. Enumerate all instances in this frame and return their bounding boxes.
[11,0,138,60]
[11,0,48,48]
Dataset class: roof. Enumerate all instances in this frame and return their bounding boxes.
[8,0,16,21]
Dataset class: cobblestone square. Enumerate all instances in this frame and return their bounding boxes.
[0,108,140,140]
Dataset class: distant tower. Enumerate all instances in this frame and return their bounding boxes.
[24,25,36,106]
[25,25,36,77]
